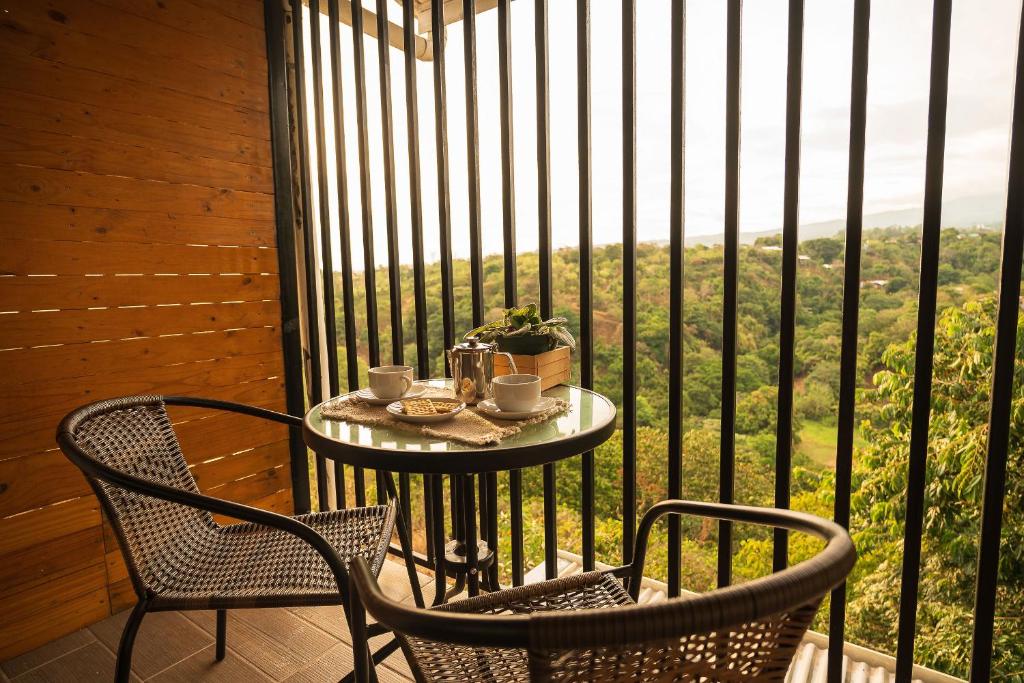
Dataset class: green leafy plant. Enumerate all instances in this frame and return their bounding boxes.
[464,303,576,354]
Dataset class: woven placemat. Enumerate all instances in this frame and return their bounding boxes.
[320,386,569,447]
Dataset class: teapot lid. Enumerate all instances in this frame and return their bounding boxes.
[453,336,494,353]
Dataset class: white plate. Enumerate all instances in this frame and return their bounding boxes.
[386,399,465,424]
[355,384,426,406]
[476,396,556,420]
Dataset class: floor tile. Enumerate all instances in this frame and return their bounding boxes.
[89,610,212,680]
[10,642,140,683]
[148,645,271,682]
[1,630,95,679]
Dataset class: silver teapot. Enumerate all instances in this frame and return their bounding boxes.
[446,336,518,404]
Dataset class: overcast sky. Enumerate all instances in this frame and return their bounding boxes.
[304,0,1021,269]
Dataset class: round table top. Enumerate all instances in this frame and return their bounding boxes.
[302,380,617,474]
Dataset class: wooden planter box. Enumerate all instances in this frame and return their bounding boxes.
[494,345,571,391]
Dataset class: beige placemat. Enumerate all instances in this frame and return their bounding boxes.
[320,387,569,446]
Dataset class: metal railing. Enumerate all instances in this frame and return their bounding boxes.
[263,0,1024,679]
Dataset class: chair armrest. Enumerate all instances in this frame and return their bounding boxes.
[348,556,531,649]
[162,395,302,427]
[628,499,855,601]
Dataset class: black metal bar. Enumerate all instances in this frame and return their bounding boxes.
[498,0,524,586]
[534,0,556,580]
[461,474,480,596]
[402,0,429,380]
[264,0,311,515]
[463,0,485,328]
[375,0,404,364]
[432,0,456,374]
[309,0,346,511]
[719,0,742,588]
[970,9,1024,679]
[577,0,595,573]
[895,1,952,677]
[535,0,553,320]
[327,0,360,509]
[291,0,329,512]
[667,0,685,598]
[621,0,637,566]
[827,1,870,678]
[349,0,380,371]
[773,0,803,574]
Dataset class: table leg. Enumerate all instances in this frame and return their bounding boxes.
[429,474,448,606]
[484,472,501,591]
[460,474,480,597]
[383,472,424,607]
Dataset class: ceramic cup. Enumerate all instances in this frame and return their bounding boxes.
[491,374,542,412]
[368,365,413,399]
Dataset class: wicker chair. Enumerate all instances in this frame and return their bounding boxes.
[348,500,856,682]
[57,395,419,683]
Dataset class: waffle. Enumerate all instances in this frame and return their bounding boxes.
[402,399,438,416]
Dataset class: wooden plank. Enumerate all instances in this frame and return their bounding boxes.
[0,450,90,518]
[0,201,276,248]
[213,486,294,525]
[0,526,104,594]
[1,239,277,277]
[0,585,109,662]
[107,577,135,613]
[92,0,268,57]
[0,52,270,140]
[173,403,290,464]
[0,496,101,556]
[0,327,282,386]
[197,0,266,30]
[1,562,107,626]
[0,123,273,193]
[206,464,288,506]
[4,0,268,85]
[0,300,281,349]
[0,274,280,312]
[0,165,274,221]
[0,351,284,439]
[0,90,272,169]
[0,9,268,113]
[0,376,285,461]
[105,549,128,585]
[191,440,291,491]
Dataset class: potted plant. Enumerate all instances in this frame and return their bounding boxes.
[464,304,575,389]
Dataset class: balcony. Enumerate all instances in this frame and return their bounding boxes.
[1,0,1021,682]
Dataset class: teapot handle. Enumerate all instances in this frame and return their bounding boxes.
[498,352,518,375]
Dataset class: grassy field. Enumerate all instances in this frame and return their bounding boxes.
[797,419,864,469]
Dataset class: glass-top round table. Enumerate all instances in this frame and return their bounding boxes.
[303,379,617,602]
[303,379,617,475]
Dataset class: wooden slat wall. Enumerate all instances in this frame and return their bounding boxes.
[0,0,292,660]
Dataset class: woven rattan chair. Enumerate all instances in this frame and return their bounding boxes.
[348,500,856,682]
[57,395,421,683]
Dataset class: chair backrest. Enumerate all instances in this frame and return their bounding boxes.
[57,396,218,597]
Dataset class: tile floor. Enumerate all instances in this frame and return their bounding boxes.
[0,559,430,682]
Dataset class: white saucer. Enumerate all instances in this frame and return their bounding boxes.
[355,384,426,406]
[386,399,465,423]
[476,396,556,420]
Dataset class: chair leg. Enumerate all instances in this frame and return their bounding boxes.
[384,472,425,608]
[215,609,227,661]
[116,601,147,683]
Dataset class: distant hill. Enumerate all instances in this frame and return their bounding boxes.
[682,193,1004,247]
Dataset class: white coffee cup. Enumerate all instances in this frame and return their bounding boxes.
[368,365,413,399]
[491,374,542,412]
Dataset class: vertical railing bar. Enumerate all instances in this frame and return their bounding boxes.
[328,0,364,508]
[969,8,1024,676]
[667,0,685,598]
[621,0,637,566]
[349,0,379,508]
[291,0,329,512]
[718,0,742,589]
[498,0,524,587]
[827,1,870,679]
[772,0,803,573]
[463,0,485,327]
[432,0,456,376]
[401,0,430,564]
[375,0,405,365]
[895,0,952,677]
[577,0,595,573]
[310,0,345,510]
[534,0,557,581]
[264,0,312,515]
